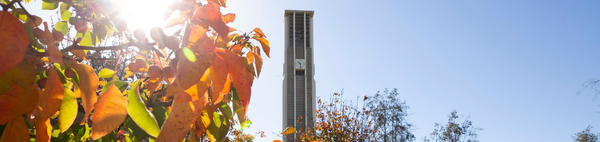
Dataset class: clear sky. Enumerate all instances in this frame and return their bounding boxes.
[224,0,600,141]
[23,0,600,141]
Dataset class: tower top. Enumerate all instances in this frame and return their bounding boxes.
[284,10,315,17]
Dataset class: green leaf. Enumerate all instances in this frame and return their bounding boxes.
[240,119,251,131]
[61,11,71,21]
[55,21,69,35]
[42,2,58,10]
[59,89,77,132]
[69,17,79,25]
[126,81,160,138]
[102,81,127,93]
[151,105,168,128]
[218,102,232,119]
[60,2,69,12]
[182,47,196,62]
[79,31,92,46]
[98,68,115,78]
[124,116,148,142]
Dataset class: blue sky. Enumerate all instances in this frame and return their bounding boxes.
[225,0,600,141]
[24,0,600,141]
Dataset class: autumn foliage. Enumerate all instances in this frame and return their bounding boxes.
[0,0,269,141]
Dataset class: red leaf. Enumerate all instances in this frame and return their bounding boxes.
[0,115,29,142]
[211,52,228,105]
[38,67,64,121]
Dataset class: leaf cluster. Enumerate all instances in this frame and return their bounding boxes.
[0,0,269,141]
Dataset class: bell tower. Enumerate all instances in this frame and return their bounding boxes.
[282,10,315,140]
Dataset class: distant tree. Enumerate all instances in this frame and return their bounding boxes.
[573,126,599,142]
[299,92,378,142]
[365,88,415,142]
[423,110,482,142]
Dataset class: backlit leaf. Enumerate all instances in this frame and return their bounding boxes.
[0,84,35,125]
[211,52,228,105]
[98,68,115,78]
[127,82,160,137]
[0,11,29,76]
[222,13,235,24]
[192,5,229,41]
[59,89,77,132]
[55,21,68,35]
[70,49,86,60]
[281,126,296,135]
[252,28,266,38]
[254,52,263,77]
[156,93,195,142]
[38,66,64,121]
[0,115,28,142]
[61,11,71,21]
[253,37,270,58]
[166,34,215,98]
[221,49,252,122]
[101,80,127,93]
[91,84,128,140]
[194,106,211,138]
[34,111,52,142]
[69,63,99,124]
[42,2,58,10]
[43,22,64,66]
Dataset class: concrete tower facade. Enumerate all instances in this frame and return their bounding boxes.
[282,10,316,139]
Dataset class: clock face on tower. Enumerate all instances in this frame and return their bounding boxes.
[295,59,306,69]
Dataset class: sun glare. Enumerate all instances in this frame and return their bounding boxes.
[120,0,174,39]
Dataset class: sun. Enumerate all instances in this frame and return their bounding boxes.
[119,0,174,38]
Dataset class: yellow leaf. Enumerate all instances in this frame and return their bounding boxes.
[0,115,29,142]
[59,89,78,132]
[70,63,99,124]
[91,84,128,140]
[280,126,296,135]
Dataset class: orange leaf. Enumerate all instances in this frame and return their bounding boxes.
[0,11,29,76]
[208,0,227,8]
[70,63,99,124]
[70,49,87,60]
[34,117,52,142]
[147,76,162,98]
[252,28,266,38]
[246,52,254,63]
[38,67,64,121]
[222,49,252,122]
[211,52,228,105]
[43,22,64,66]
[91,84,128,140]
[156,93,196,142]
[192,5,229,41]
[194,105,211,138]
[0,84,36,125]
[222,13,235,24]
[0,115,29,142]
[166,34,215,98]
[253,37,270,58]
[254,52,263,77]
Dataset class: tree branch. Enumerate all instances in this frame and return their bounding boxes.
[60,42,158,53]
